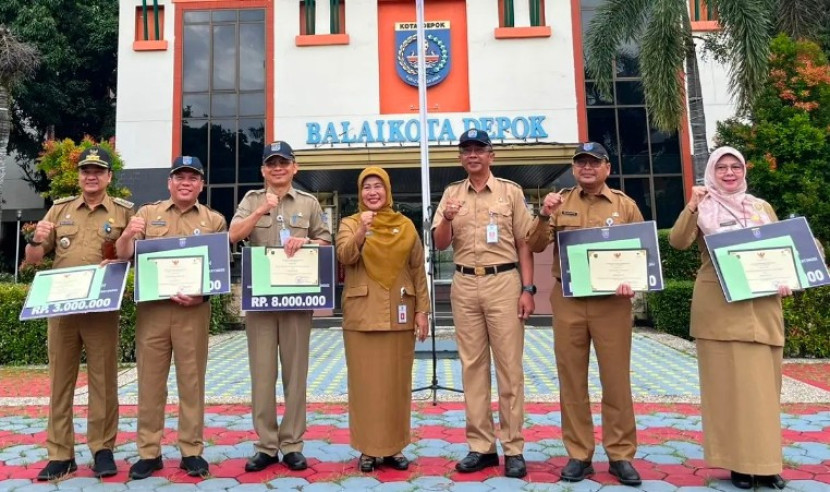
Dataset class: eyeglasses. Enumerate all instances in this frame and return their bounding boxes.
[460,147,491,156]
[171,174,202,183]
[573,160,606,169]
[263,159,293,169]
[714,164,744,174]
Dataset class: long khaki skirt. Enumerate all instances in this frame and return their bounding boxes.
[697,338,783,475]
[343,329,415,457]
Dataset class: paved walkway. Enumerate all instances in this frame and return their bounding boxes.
[0,328,829,490]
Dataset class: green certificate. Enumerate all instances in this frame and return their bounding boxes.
[136,245,211,302]
[566,238,642,297]
[250,246,322,296]
[712,236,808,301]
[25,265,105,307]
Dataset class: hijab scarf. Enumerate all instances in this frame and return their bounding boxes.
[697,146,772,235]
[350,167,417,289]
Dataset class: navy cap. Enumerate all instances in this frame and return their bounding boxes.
[459,129,492,147]
[573,142,610,160]
[78,146,112,169]
[170,155,205,175]
[262,141,295,162]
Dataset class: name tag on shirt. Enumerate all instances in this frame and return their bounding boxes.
[486,224,499,243]
[280,228,291,245]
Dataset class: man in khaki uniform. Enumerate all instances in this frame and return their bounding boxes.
[432,129,535,479]
[525,142,644,486]
[229,141,332,473]
[25,146,133,480]
[115,156,227,480]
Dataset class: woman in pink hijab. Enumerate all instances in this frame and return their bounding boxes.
[669,146,790,490]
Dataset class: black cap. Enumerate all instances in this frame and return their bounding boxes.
[262,141,295,162]
[170,155,205,175]
[459,129,491,147]
[78,146,112,169]
[573,142,610,160]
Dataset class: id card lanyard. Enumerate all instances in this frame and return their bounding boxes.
[276,202,290,245]
[397,287,408,324]
[486,211,499,244]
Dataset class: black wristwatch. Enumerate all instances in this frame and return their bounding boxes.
[522,284,537,295]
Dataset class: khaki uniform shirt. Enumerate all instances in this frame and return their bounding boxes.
[133,200,228,240]
[433,173,533,267]
[231,187,332,246]
[526,184,644,278]
[42,195,135,268]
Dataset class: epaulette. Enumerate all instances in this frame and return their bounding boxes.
[557,187,575,194]
[447,179,465,186]
[610,188,638,204]
[295,189,320,201]
[53,196,76,205]
[244,189,265,197]
[113,197,134,208]
[140,200,162,207]
[495,177,522,188]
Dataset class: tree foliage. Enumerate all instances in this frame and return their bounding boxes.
[717,35,830,243]
[37,136,130,201]
[0,1,118,186]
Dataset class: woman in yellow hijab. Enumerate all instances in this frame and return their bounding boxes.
[336,167,430,472]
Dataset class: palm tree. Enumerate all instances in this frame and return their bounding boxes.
[584,0,772,180]
[775,0,830,40]
[0,26,38,226]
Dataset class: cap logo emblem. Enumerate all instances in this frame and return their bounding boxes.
[271,142,281,151]
[467,129,477,138]
[183,156,193,165]
[584,143,594,151]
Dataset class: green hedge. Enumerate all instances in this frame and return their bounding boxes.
[657,229,701,280]
[0,274,235,365]
[782,286,830,358]
[646,280,694,340]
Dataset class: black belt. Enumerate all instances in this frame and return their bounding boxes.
[455,263,517,276]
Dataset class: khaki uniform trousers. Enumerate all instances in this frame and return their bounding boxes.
[551,280,637,461]
[46,311,120,460]
[135,300,211,459]
[451,269,525,456]
[246,310,313,456]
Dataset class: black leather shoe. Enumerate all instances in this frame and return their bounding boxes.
[37,459,77,481]
[756,474,786,489]
[730,471,754,489]
[180,455,210,477]
[129,457,163,480]
[92,449,117,478]
[282,451,308,471]
[244,452,279,472]
[609,460,642,486]
[560,458,594,482]
[504,454,527,478]
[359,454,379,472]
[382,454,409,471]
[455,452,499,473]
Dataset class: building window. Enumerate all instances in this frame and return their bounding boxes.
[581,3,686,228]
[180,9,266,223]
[134,4,167,51]
[498,0,546,28]
[299,0,346,35]
[690,0,719,30]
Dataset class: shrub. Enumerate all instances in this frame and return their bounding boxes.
[782,286,830,358]
[37,137,131,202]
[657,229,701,280]
[646,280,695,340]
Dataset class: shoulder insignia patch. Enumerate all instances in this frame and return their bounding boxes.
[113,197,134,208]
[140,200,162,208]
[295,189,317,200]
[53,196,77,205]
[495,177,521,188]
[448,179,465,186]
[244,189,265,197]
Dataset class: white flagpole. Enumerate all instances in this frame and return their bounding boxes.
[415,0,434,309]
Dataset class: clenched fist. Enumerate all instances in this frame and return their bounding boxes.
[541,191,564,216]
[687,186,708,212]
[442,198,464,221]
[257,192,279,215]
[124,216,146,239]
[32,221,54,244]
